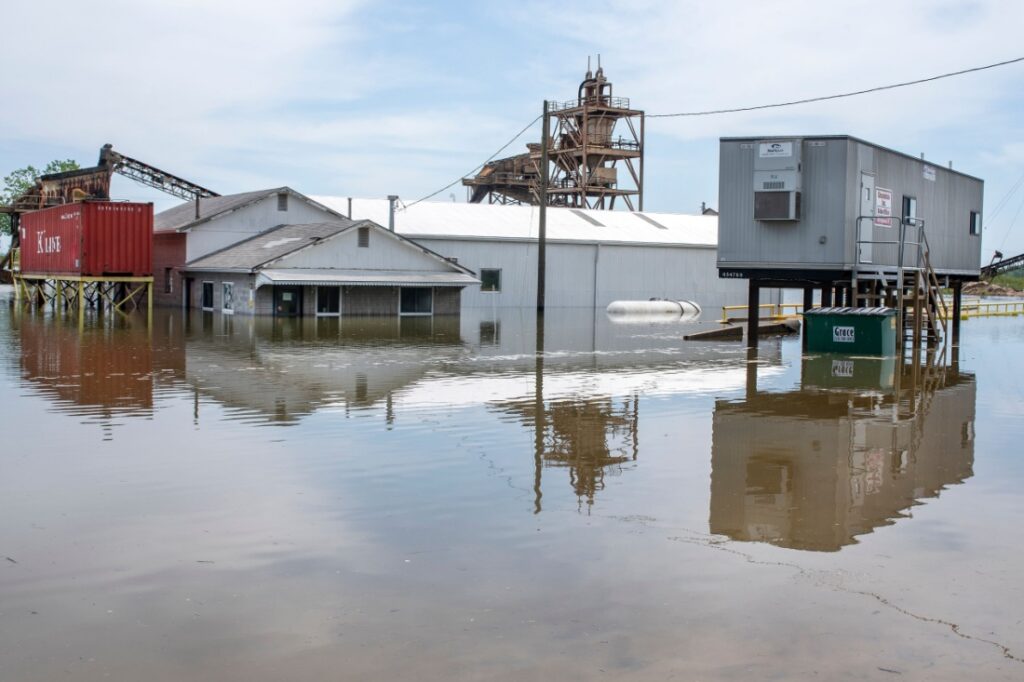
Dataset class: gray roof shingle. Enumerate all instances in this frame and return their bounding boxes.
[185,221,355,270]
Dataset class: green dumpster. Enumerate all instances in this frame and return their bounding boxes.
[803,307,898,356]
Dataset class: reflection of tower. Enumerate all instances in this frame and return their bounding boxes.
[709,366,976,552]
[463,61,644,210]
[542,397,638,507]
[496,393,640,512]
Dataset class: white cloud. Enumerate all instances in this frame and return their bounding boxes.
[3,1,1023,251]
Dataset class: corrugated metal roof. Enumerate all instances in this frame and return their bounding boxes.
[311,197,719,247]
[154,188,286,232]
[186,221,354,270]
[256,269,479,287]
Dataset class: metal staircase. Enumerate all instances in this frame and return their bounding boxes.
[853,219,949,356]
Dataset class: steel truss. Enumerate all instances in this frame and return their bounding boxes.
[13,274,153,327]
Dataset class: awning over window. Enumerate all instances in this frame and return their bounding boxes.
[255,269,480,288]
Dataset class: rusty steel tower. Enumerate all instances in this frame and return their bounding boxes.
[463,61,645,210]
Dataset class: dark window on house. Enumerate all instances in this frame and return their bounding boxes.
[164,267,173,294]
[400,287,432,315]
[277,192,288,211]
[201,281,214,310]
[970,211,982,236]
[358,226,370,247]
[317,286,340,315]
[902,196,917,224]
[480,268,501,292]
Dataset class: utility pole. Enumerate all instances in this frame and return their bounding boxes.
[537,100,550,314]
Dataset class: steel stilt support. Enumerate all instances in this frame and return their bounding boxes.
[746,280,760,349]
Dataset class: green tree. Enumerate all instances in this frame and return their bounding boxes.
[1,159,80,236]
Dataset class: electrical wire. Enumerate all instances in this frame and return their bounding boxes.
[647,56,1024,118]
[989,170,1024,221]
[402,114,543,209]
[982,169,1024,252]
[403,56,1024,209]
[997,192,1024,252]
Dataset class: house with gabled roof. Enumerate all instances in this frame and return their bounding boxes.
[152,187,346,306]
[181,219,478,317]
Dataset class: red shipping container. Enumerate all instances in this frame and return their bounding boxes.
[18,201,153,277]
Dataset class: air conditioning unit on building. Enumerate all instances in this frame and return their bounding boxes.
[753,139,801,221]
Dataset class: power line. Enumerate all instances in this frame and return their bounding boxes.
[403,114,543,209]
[404,56,1024,208]
[998,191,1024,253]
[648,56,1024,118]
[989,169,1024,221]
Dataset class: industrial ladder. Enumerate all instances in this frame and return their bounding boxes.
[854,225,948,355]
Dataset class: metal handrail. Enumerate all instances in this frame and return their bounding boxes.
[549,96,632,111]
[852,215,949,354]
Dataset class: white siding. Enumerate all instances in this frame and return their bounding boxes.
[185,195,340,262]
[410,237,750,309]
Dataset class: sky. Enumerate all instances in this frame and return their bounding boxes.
[2,0,1024,258]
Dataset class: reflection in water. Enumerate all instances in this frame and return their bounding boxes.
[7,292,1024,680]
[14,311,185,439]
[710,356,976,551]
[184,313,467,423]
[496,394,640,513]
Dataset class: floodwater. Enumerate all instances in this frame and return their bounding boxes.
[1,286,1023,681]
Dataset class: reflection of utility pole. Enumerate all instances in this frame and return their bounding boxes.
[631,393,639,461]
[745,347,758,400]
[533,314,545,514]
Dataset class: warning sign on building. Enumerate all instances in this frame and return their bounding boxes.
[874,187,893,227]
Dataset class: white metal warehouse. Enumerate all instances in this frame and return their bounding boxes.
[314,198,750,310]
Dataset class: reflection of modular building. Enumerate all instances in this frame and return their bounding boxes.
[709,374,975,551]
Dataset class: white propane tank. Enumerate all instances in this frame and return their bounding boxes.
[605,299,702,323]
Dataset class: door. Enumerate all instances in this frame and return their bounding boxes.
[859,173,874,264]
[183,277,193,308]
[274,286,303,317]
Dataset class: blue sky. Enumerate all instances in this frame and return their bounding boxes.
[2,0,1024,257]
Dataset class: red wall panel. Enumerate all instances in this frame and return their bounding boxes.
[19,202,153,276]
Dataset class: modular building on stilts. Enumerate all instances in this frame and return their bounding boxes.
[717,135,984,355]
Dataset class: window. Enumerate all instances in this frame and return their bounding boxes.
[400,287,432,315]
[970,211,982,236]
[316,286,340,315]
[164,267,173,294]
[358,226,370,248]
[201,281,214,310]
[222,282,234,314]
[480,268,501,292]
[902,196,917,224]
[277,192,288,211]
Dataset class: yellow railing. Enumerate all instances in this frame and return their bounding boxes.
[948,300,1024,319]
[722,299,1024,323]
[720,303,804,323]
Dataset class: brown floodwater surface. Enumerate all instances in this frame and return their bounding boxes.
[1,288,1023,680]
